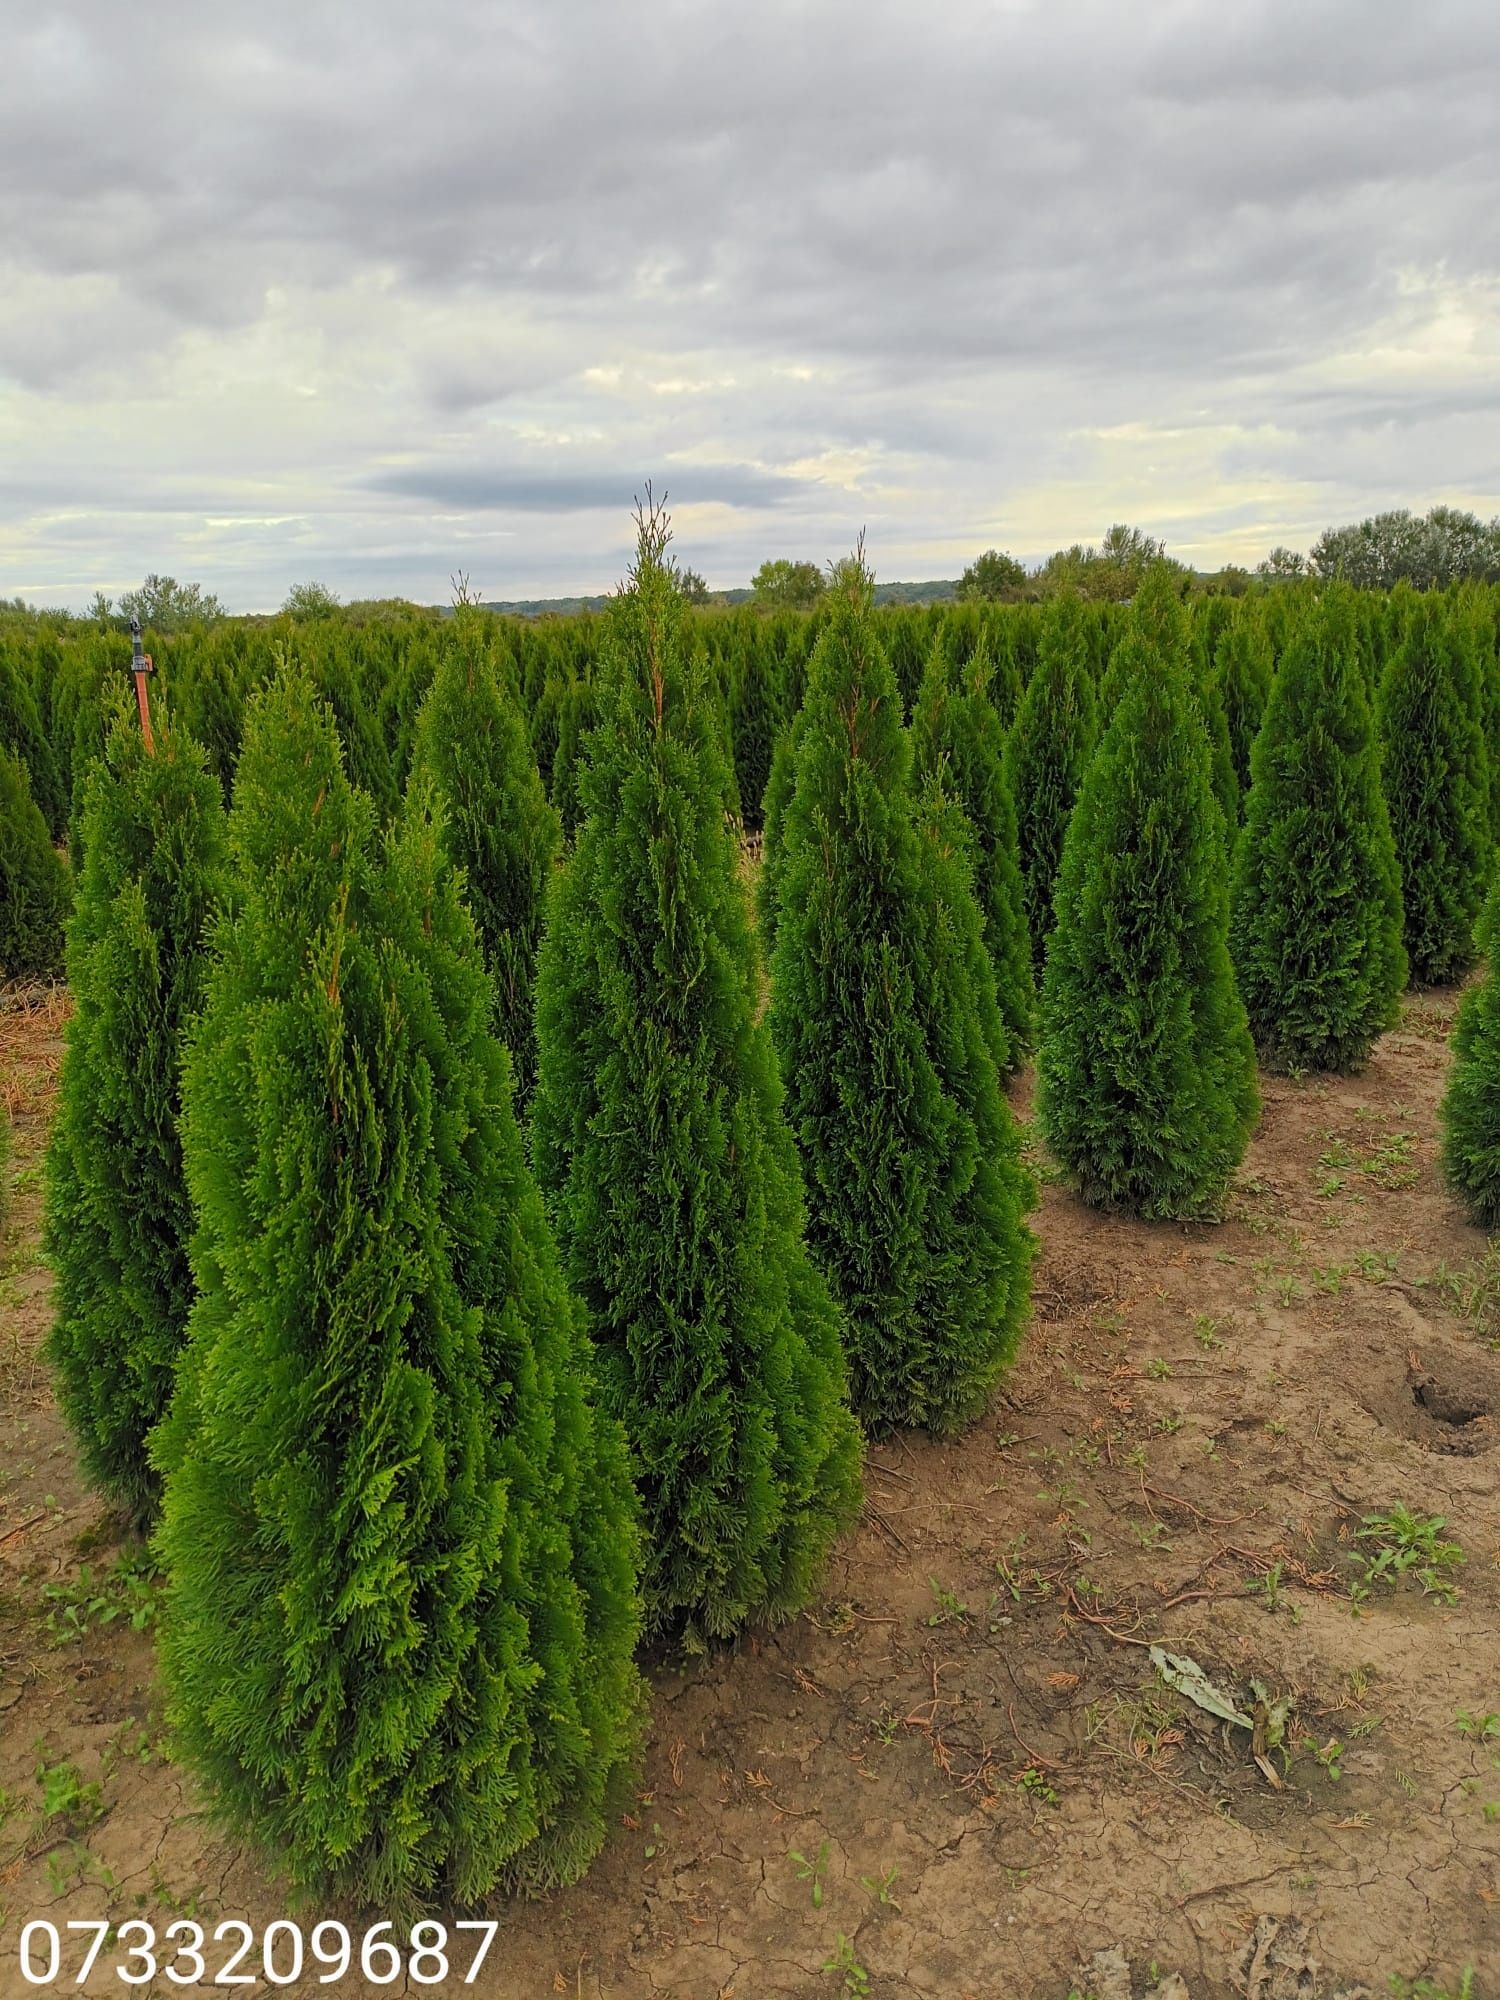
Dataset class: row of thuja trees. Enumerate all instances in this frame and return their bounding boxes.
[17,505,1500,1905]
[35,507,1035,1906]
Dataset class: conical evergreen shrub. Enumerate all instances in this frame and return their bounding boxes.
[1441,875,1500,1226]
[0,746,69,980]
[1039,659,1258,1218]
[152,672,642,1904]
[531,502,860,1642]
[1003,595,1098,980]
[1229,590,1406,1072]
[409,612,561,1111]
[727,624,788,832]
[45,700,227,1519]
[1215,613,1274,799]
[1193,667,1240,843]
[770,553,1033,1436]
[910,641,1034,1067]
[1377,595,1491,985]
[1,642,67,838]
[755,709,806,958]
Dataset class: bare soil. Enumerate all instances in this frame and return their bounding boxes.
[3,980,1496,1998]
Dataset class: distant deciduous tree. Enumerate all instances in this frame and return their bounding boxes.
[1255,546,1308,584]
[958,550,1027,601]
[752,559,825,611]
[117,575,224,631]
[1035,525,1185,601]
[676,565,711,605]
[1310,507,1500,590]
[282,581,342,618]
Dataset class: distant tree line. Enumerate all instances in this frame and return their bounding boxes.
[7,500,1500,635]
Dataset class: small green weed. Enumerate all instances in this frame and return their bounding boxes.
[41,1545,161,1644]
[861,1867,900,1908]
[1016,1767,1057,1806]
[1302,1735,1344,1781]
[925,1579,969,1627]
[1350,1507,1464,1608]
[789,1839,829,1907]
[34,1751,103,1828]
[1388,1973,1475,2000]
[1361,1131,1419,1190]
[822,1934,869,1996]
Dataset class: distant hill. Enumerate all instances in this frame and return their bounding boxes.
[480,578,963,618]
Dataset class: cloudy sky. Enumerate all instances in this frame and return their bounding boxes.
[3,0,1498,610]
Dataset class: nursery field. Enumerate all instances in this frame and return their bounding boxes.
[3,966,1496,1998]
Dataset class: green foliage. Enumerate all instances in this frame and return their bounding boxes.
[171,636,255,801]
[1312,504,1500,589]
[1215,612,1274,797]
[409,614,560,1111]
[0,745,69,980]
[1350,1506,1464,1607]
[41,1545,162,1642]
[756,712,804,959]
[1039,658,1258,1218]
[45,702,228,1519]
[1035,523,1187,601]
[282,581,342,618]
[727,625,788,831]
[152,671,642,1904]
[770,553,1034,1436]
[1193,665,1240,841]
[751,558,825,611]
[532,502,860,1642]
[1003,596,1098,979]
[878,605,934,716]
[1230,589,1406,1072]
[1377,596,1491,985]
[958,549,1027,601]
[0,644,67,837]
[1442,875,1500,1226]
[910,642,1034,1067]
[117,575,224,631]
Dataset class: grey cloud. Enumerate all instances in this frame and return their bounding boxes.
[366,463,805,512]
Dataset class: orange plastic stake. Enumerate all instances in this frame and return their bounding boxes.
[128,618,157,754]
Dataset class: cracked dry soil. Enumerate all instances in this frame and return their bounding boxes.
[2,979,1496,1998]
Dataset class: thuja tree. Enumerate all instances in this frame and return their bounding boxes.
[531,501,861,1642]
[1002,594,1098,980]
[1377,594,1491,985]
[727,623,789,831]
[770,552,1033,1436]
[1448,585,1500,840]
[910,641,1034,1067]
[409,612,561,1111]
[0,643,67,838]
[45,701,227,1519]
[153,672,642,1904]
[1229,590,1406,1072]
[1039,659,1258,1218]
[1441,876,1500,1226]
[0,746,69,980]
[756,710,806,957]
[1215,612,1274,799]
